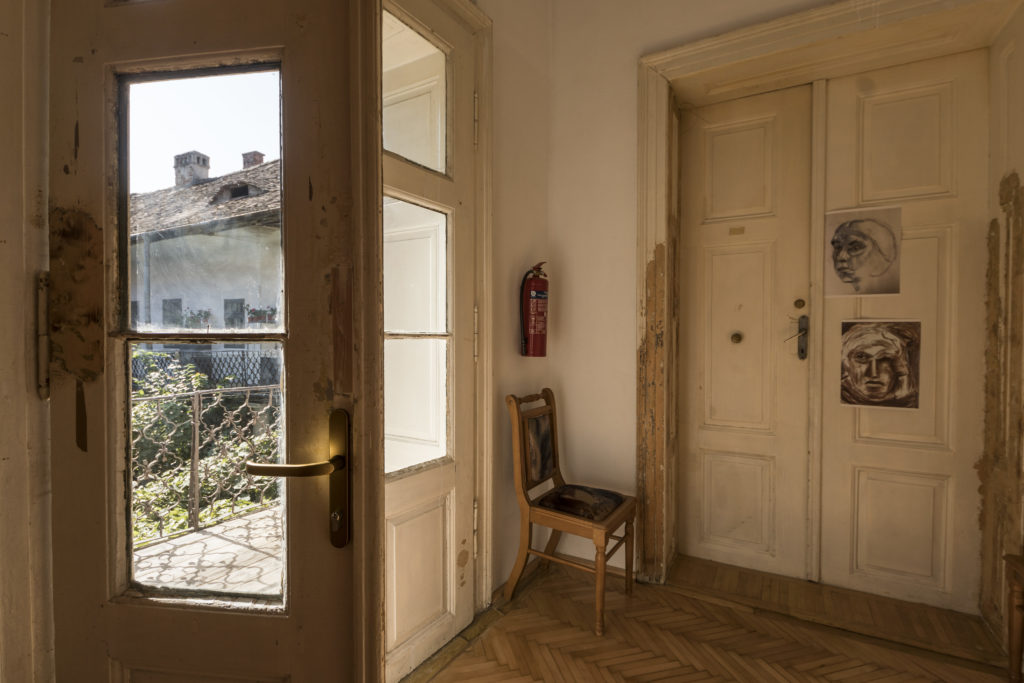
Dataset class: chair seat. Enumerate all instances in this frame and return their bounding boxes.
[535,484,624,522]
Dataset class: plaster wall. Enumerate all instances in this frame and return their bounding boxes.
[476,0,836,582]
[0,0,53,680]
[131,230,282,328]
[473,0,553,584]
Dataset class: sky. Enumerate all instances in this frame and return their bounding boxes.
[129,71,281,193]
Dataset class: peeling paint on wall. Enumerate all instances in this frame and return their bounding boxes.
[979,171,1024,637]
[48,206,104,382]
[637,240,672,583]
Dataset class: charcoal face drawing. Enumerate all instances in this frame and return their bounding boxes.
[831,219,899,293]
[840,321,920,408]
[824,207,902,296]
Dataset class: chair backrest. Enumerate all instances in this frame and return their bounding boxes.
[506,388,565,501]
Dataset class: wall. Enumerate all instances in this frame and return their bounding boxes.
[980,0,1024,644]
[476,0,836,583]
[473,0,553,583]
[0,0,53,680]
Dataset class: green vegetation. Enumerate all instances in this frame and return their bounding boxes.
[131,349,281,546]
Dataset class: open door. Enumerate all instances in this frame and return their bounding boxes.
[380,0,489,679]
[47,1,382,680]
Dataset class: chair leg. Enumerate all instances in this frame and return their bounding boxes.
[504,517,531,602]
[542,530,562,566]
[594,533,607,636]
[625,519,634,596]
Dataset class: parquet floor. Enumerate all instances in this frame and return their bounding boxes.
[422,564,1005,682]
[667,556,1004,668]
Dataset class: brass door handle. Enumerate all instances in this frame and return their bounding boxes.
[245,409,351,549]
[246,458,339,478]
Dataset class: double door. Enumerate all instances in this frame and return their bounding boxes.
[679,50,988,612]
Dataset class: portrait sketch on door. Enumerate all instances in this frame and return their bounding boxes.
[825,207,902,296]
[840,320,920,409]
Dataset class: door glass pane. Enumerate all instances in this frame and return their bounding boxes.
[384,338,448,472]
[128,71,283,333]
[383,198,446,334]
[125,69,285,598]
[382,10,447,173]
[130,341,284,596]
[383,197,449,474]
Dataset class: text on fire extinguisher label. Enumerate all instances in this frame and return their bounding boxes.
[528,290,547,334]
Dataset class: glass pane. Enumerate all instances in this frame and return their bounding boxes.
[384,338,448,473]
[130,341,285,596]
[382,10,447,173]
[383,198,447,334]
[128,71,283,333]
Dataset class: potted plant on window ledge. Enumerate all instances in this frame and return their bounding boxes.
[183,307,213,330]
[246,304,277,328]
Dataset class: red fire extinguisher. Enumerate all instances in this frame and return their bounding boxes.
[520,262,548,357]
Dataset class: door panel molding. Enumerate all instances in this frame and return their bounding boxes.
[851,466,951,590]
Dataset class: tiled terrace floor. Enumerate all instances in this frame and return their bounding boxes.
[133,506,283,596]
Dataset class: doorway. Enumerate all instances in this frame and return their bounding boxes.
[635,0,1015,615]
[676,51,988,613]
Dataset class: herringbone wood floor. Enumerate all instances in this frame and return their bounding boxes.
[423,565,1004,682]
[668,556,1004,668]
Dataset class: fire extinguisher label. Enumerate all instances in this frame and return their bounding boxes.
[528,291,547,334]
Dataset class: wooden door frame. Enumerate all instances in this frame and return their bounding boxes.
[635,0,1022,584]
[0,0,54,679]
[353,1,385,678]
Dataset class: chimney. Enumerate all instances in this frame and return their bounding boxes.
[174,151,210,187]
[242,151,265,169]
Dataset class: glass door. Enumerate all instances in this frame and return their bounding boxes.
[47,2,382,680]
[381,1,482,680]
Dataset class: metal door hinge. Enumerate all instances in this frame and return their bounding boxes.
[473,90,479,148]
[472,498,479,559]
[36,271,50,400]
[473,305,479,361]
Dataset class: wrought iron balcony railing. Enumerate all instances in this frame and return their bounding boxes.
[131,383,283,547]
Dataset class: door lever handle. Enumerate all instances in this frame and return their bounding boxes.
[784,314,810,360]
[797,314,809,360]
[245,408,351,548]
[246,458,340,478]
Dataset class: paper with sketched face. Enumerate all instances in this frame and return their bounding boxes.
[825,206,902,296]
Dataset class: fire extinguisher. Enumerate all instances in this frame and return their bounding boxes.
[520,262,548,357]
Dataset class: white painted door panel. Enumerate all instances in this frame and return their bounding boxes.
[820,50,988,612]
[679,86,812,579]
[382,1,478,680]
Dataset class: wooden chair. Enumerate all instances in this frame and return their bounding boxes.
[504,388,636,635]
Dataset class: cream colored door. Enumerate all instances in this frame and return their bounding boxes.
[47,1,380,681]
[820,50,988,612]
[678,85,813,579]
[381,2,479,681]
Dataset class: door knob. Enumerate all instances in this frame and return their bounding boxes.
[246,408,351,548]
